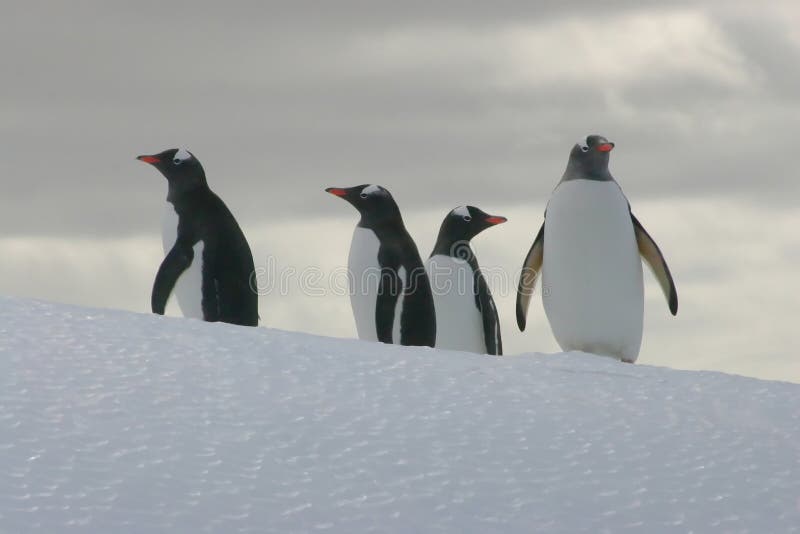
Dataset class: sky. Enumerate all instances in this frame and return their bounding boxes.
[1,1,798,382]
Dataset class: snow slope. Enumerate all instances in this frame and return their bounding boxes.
[1,297,798,533]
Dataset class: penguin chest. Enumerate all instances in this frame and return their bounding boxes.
[347,227,385,341]
[161,205,205,320]
[426,255,485,353]
[542,180,644,361]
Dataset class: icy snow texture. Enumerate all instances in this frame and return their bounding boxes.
[0,297,798,533]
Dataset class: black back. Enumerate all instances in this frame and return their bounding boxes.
[430,206,505,355]
[139,148,258,326]
[326,184,435,347]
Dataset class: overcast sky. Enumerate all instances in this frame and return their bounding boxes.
[1,1,798,382]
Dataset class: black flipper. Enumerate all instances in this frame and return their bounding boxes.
[475,270,502,355]
[376,266,402,344]
[202,273,221,322]
[631,213,678,315]
[151,241,194,315]
[516,222,545,331]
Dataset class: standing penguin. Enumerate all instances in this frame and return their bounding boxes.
[326,184,436,347]
[137,148,258,326]
[516,135,677,363]
[427,206,506,355]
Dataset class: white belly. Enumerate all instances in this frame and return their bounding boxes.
[541,180,643,362]
[161,205,204,320]
[426,255,485,353]
[392,266,406,345]
[348,227,382,341]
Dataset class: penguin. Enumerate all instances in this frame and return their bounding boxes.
[137,148,258,326]
[426,206,506,355]
[326,184,436,347]
[516,135,677,363]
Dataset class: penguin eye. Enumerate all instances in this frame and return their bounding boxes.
[360,193,368,199]
[173,148,192,166]
[580,145,590,153]
[463,215,472,222]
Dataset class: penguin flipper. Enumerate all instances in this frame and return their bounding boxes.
[631,213,678,315]
[475,271,502,355]
[201,274,220,322]
[152,242,195,315]
[376,266,402,344]
[516,223,545,331]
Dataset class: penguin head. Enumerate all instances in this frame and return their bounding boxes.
[325,184,401,225]
[565,135,615,181]
[439,205,507,243]
[137,148,208,202]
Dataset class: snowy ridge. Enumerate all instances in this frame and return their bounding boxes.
[1,297,798,533]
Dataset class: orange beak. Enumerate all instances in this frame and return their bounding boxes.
[485,216,507,225]
[325,187,348,197]
[137,155,160,164]
[597,143,614,152]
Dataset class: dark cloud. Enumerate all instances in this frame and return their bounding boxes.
[1,2,798,237]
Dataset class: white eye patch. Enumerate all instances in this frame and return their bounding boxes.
[173,148,192,164]
[452,205,470,218]
[577,137,590,152]
[361,184,382,196]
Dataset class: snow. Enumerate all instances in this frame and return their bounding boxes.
[1,297,798,533]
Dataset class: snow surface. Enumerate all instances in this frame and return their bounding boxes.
[1,297,798,533]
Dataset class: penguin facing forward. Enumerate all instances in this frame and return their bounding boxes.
[138,148,258,326]
[516,135,677,363]
[427,206,506,355]
[326,184,436,347]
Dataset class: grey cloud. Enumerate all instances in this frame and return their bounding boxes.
[717,17,800,99]
[1,2,799,238]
